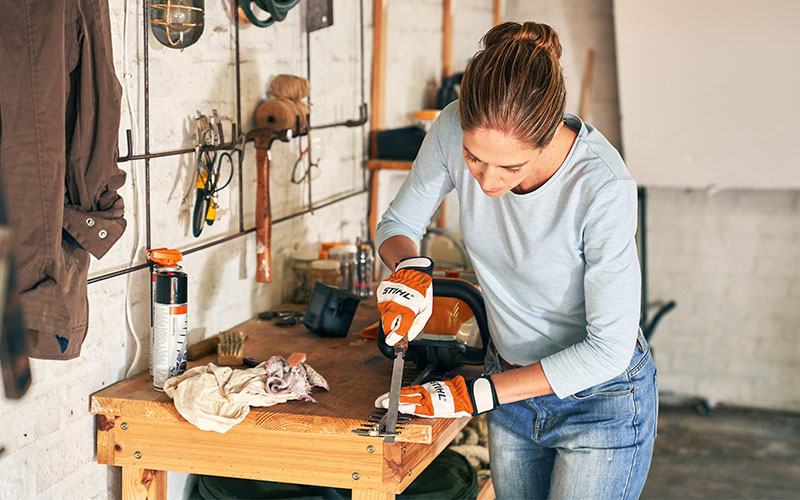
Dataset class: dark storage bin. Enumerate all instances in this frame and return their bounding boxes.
[375,126,426,161]
[302,282,361,337]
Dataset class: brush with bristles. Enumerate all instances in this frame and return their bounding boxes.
[217,331,245,365]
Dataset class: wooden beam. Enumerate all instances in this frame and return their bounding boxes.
[96,415,117,465]
[371,0,387,133]
[477,476,495,500]
[369,169,380,243]
[353,490,394,500]
[436,203,447,229]
[369,0,387,244]
[579,49,595,121]
[122,467,166,500]
[442,0,452,79]
[366,160,413,171]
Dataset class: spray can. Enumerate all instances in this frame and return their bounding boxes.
[148,248,178,378]
[147,248,188,391]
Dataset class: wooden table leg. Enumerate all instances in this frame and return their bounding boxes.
[477,476,495,500]
[352,489,394,500]
[122,467,166,500]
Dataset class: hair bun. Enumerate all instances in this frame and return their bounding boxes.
[483,21,562,59]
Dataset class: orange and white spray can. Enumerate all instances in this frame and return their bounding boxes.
[147,248,188,391]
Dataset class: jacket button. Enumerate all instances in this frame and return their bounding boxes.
[86,217,95,227]
[98,230,107,239]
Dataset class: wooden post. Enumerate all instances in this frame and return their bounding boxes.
[369,169,380,243]
[122,467,167,500]
[579,49,595,121]
[371,0,387,137]
[442,0,452,79]
[436,0,454,229]
[353,490,394,500]
[477,476,495,500]
[493,0,502,26]
[368,0,388,245]
[255,148,272,282]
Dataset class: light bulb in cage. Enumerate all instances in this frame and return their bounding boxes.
[149,0,204,49]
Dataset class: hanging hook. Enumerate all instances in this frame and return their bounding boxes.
[117,124,239,163]
[310,102,369,130]
[118,129,133,162]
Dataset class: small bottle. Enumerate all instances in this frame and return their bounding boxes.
[355,243,375,298]
[289,249,319,303]
[328,244,358,293]
[310,259,341,289]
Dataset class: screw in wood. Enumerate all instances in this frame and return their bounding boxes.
[352,472,360,480]
[134,451,142,459]
[121,423,128,430]
[366,445,375,453]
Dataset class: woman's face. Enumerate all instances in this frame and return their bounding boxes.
[461,128,546,197]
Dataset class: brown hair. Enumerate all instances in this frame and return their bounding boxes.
[459,22,566,149]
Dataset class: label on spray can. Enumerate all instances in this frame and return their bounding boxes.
[152,270,188,391]
[149,268,155,378]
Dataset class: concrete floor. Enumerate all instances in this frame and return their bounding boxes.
[642,403,800,499]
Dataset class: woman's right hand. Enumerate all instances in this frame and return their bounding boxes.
[376,256,434,346]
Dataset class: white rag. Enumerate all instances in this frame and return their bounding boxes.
[163,356,329,433]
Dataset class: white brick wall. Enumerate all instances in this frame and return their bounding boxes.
[0,1,495,498]
[645,188,800,411]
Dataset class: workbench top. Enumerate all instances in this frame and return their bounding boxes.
[91,301,483,498]
[91,300,473,444]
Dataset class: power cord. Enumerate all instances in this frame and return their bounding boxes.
[239,0,300,28]
[290,146,319,184]
[122,0,143,378]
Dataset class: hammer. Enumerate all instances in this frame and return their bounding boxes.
[247,128,293,283]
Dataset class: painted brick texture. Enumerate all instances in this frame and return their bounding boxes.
[0,1,496,499]
[645,188,800,411]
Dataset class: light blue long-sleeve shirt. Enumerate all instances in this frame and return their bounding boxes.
[375,102,641,398]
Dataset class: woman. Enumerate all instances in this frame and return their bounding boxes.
[374,21,657,499]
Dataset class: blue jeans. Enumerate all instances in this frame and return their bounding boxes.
[485,331,658,500]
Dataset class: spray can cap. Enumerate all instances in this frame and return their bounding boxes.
[147,248,183,267]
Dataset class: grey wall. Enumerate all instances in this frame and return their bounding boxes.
[506,0,800,412]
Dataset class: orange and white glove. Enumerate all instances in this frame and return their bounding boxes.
[377,256,434,346]
[375,375,499,418]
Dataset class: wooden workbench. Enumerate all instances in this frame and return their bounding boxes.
[91,302,474,500]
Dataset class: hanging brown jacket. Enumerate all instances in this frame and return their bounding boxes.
[0,0,126,359]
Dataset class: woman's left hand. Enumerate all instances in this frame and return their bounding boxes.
[375,375,499,418]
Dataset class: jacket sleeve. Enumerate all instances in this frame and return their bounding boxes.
[540,179,642,398]
[62,0,126,259]
[375,105,456,250]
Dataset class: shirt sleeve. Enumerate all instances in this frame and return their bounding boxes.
[540,178,641,398]
[375,106,457,250]
[62,0,127,260]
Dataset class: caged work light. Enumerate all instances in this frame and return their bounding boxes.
[149,0,204,49]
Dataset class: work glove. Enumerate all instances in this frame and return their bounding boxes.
[375,375,499,418]
[377,256,434,346]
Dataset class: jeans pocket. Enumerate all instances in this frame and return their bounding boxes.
[570,374,634,400]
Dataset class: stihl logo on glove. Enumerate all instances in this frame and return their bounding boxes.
[375,375,499,418]
[431,381,448,401]
[377,256,434,346]
[381,287,414,300]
